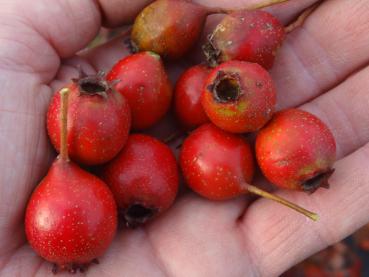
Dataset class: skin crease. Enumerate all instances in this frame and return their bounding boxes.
[25,159,117,268]
[2,0,369,276]
[47,79,131,165]
[202,60,276,133]
[207,10,285,69]
[106,52,172,130]
[180,124,254,200]
[174,64,211,129]
[256,109,336,191]
[102,134,179,226]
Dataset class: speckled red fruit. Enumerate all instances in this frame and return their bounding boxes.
[204,10,285,69]
[201,60,276,133]
[25,159,117,271]
[47,75,131,165]
[131,0,209,59]
[180,124,254,200]
[107,52,172,130]
[174,64,211,129]
[102,134,179,227]
[256,109,336,193]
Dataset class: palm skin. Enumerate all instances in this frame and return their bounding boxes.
[1,0,369,276]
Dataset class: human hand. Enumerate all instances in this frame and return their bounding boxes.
[0,0,368,276]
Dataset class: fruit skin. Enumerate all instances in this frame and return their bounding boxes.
[201,60,276,133]
[25,159,117,270]
[47,75,131,165]
[180,124,254,200]
[101,134,179,227]
[174,64,211,129]
[107,52,172,130]
[204,10,285,69]
[256,109,336,192]
[131,0,208,59]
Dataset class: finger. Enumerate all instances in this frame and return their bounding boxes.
[98,0,153,27]
[194,0,318,23]
[301,65,369,159]
[0,0,151,83]
[83,33,132,72]
[238,143,369,276]
[271,0,369,109]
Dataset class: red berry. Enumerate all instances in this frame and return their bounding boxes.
[102,134,179,227]
[25,160,117,272]
[256,109,336,193]
[174,64,211,129]
[131,0,209,59]
[180,123,318,220]
[26,89,117,273]
[107,52,172,130]
[180,124,254,200]
[47,74,131,165]
[204,10,285,69]
[201,60,276,133]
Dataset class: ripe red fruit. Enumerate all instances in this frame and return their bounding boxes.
[201,60,276,133]
[47,73,131,165]
[131,0,210,59]
[180,124,318,220]
[102,134,179,227]
[174,64,211,129]
[25,89,117,273]
[353,223,369,251]
[204,10,285,69]
[107,52,172,130]
[256,109,336,193]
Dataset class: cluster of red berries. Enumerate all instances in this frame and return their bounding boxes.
[24,0,336,274]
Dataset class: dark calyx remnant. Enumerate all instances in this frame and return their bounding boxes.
[302,168,335,193]
[202,36,221,68]
[77,73,111,98]
[52,259,99,274]
[208,71,241,103]
[124,204,158,228]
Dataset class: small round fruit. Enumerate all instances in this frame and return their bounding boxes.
[256,108,336,193]
[25,160,118,272]
[102,134,179,227]
[204,10,285,69]
[180,124,254,200]
[47,74,131,165]
[26,88,117,273]
[202,60,276,133]
[107,52,172,130]
[174,64,210,129]
[180,123,318,220]
[131,0,209,59]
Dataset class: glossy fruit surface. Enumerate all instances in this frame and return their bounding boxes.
[202,60,276,133]
[47,74,131,165]
[174,64,210,129]
[131,0,208,59]
[204,10,285,69]
[107,52,172,130]
[25,159,117,271]
[180,124,254,200]
[256,109,336,192]
[102,134,179,227]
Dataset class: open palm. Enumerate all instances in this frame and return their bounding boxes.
[1,0,369,276]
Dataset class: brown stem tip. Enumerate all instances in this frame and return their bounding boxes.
[247,184,319,221]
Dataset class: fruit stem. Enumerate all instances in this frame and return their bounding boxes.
[246,184,319,221]
[207,0,290,14]
[285,2,320,33]
[60,88,70,162]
